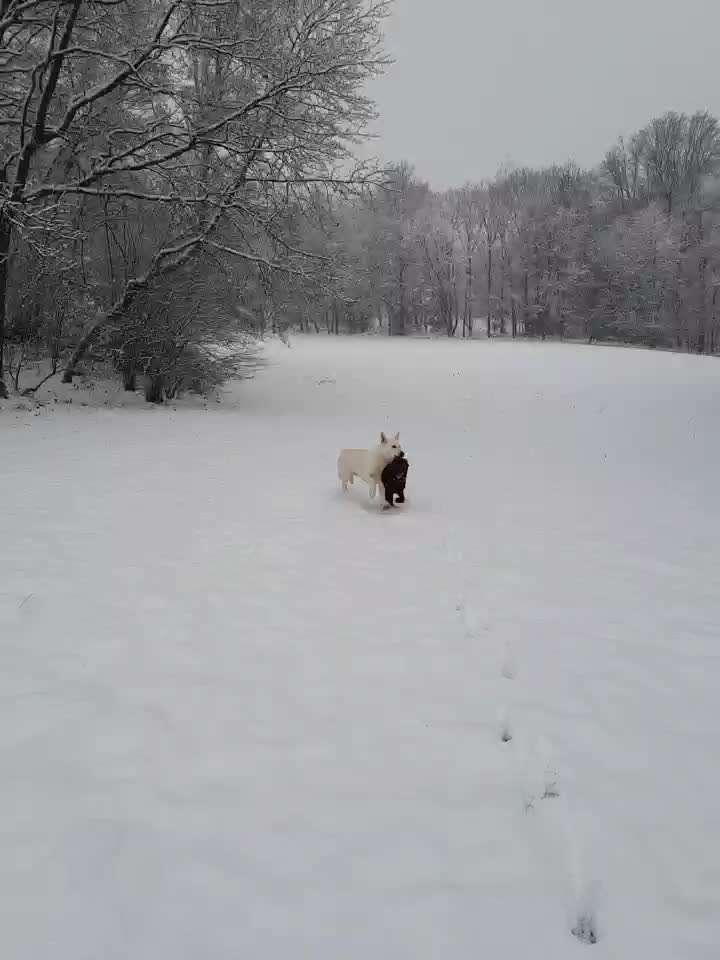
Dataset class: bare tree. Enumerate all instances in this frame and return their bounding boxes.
[371,162,429,335]
[448,184,483,337]
[417,197,459,336]
[603,135,646,209]
[683,112,720,202]
[641,111,720,215]
[0,0,391,396]
[481,184,506,338]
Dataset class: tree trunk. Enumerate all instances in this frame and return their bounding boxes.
[698,230,708,352]
[451,259,458,336]
[464,253,472,338]
[486,244,492,339]
[511,299,517,338]
[103,200,116,300]
[1,0,84,394]
[122,364,137,391]
[467,253,474,337]
[393,260,407,336]
[145,372,165,403]
[63,293,134,383]
[0,215,10,398]
[523,269,529,336]
[499,248,506,335]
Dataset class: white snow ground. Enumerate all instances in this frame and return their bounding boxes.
[2,336,720,958]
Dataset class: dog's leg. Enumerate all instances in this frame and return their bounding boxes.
[384,485,394,508]
[369,479,377,498]
[396,489,405,504]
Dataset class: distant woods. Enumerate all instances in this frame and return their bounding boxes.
[354,110,720,351]
[1,0,719,402]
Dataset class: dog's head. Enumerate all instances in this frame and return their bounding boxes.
[379,431,403,463]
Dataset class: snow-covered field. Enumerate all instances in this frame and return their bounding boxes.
[3,336,720,958]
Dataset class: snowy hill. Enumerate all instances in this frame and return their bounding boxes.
[2,336,720,958]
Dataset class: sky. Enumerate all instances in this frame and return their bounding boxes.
[364,0,720,190]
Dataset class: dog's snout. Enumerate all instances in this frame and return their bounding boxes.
[399,449,405,458]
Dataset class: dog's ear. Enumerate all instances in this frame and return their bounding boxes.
[380,432,387,444]
[394,432,400,441]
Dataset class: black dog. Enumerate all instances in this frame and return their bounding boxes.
[381,454,409,509]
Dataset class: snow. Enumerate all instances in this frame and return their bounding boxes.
[2,335,720,958]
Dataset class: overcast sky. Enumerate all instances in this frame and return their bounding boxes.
[364,0,720,190]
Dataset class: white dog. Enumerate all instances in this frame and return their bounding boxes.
[338,432,403,499]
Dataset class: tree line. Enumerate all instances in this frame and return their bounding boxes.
[327,110,720,351]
